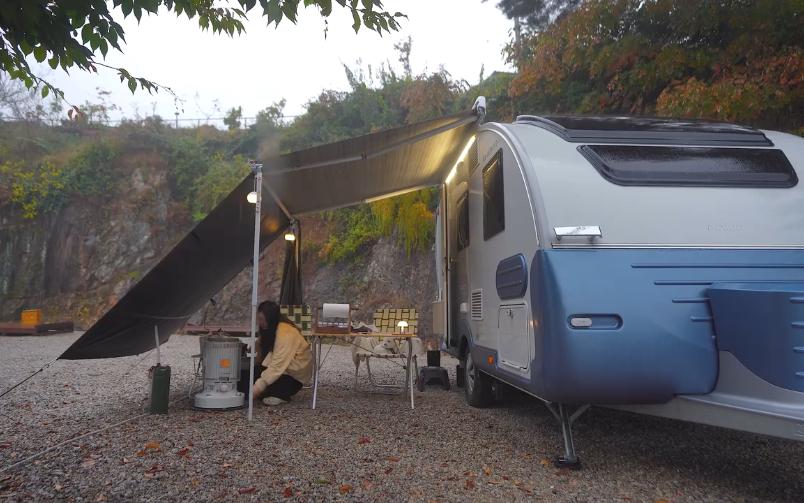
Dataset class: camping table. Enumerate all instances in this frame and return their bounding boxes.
[309,332,416,410]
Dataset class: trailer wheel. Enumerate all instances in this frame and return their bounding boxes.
[464,350,493,407]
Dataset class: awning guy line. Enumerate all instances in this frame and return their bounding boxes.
[266,114,479,176]
[261,180,293,219]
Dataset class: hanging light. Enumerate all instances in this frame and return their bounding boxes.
[246,191,258,204]
[284,220,297,241]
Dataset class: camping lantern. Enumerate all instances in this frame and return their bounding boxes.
[194,335,246,409]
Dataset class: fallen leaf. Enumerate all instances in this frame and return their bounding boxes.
[54,483,63,491]
[384,467,393,475]
[144,464,162,476]
[539,458,551,467]
[339,484,352,495]
[222,463,233,469]
[387,456,400,462]
[482,466,492,476]
[238,487,256,495]
[361,480,373,490]
[465,479,476,490]
[144,441,160,451]
[135,450,146,457]
[177,447,190,458]
[282,486,293,498]
[81,458,96,469]
[0,443,11,449]
[357,436,371,445]
[316,478,331,485]
[95,493,107,502]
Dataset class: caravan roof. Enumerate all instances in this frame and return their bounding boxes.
[499,117,804,249]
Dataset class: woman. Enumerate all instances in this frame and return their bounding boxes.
[251,301,313,405]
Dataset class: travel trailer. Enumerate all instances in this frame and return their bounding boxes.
[434,114,804,467]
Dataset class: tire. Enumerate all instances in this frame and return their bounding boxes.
[463,350,493,407]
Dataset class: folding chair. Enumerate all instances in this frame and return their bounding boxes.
[352,308,424,390]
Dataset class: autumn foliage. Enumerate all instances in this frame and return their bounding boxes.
[508,0,803,132]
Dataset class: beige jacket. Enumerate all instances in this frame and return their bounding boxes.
[253,322,313,395]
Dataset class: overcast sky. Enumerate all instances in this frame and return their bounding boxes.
[34,1,514,124]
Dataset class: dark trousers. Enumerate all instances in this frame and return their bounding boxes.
[238,368,302,401]
[260,374,303,401]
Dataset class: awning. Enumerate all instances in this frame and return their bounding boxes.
[59,106,481,359]
[262,110,479,214]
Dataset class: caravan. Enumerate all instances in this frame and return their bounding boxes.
[435,114,804,466]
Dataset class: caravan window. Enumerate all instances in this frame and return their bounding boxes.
[457,193,470,250]
[483,150,505,240]
[579,145,797,188]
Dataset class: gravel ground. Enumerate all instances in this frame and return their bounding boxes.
[1,333,803,502]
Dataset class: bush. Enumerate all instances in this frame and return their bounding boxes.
[2,159,65,219]
[190,154,250,221]
[63,141,118,198]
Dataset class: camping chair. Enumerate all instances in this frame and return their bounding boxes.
[280,305,313,336]
[352,308,424,390]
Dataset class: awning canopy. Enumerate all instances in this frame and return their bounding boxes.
[262,111,479,214]
[60,106,481,359]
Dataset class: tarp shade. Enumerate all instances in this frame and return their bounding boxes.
[60,108,479,359]
[60,176,288,359]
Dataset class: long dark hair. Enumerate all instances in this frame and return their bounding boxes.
[257,300,292,354]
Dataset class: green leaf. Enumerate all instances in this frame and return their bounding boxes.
[33,46,47,63]
[19,40,33,55]
[266,0,283,25]
[121,0,132,17]
[41,86,50,98]
[48,57,59,69]
[351,9,361,32]
[82,24,93,43]
[128,77,137,93]
[319,0,332,15]
[282,1,298,23]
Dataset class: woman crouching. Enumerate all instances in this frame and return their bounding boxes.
[252,300,313,405]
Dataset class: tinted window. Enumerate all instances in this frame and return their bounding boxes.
[483,150,505,240]
[457,193,470,251]
[579,145,797,188]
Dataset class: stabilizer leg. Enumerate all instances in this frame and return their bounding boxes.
[546,403,588,469]
[556,403,580,469]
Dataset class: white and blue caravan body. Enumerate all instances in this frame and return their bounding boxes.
[435,115,804,465]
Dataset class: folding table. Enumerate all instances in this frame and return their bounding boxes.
[309,332,416,410]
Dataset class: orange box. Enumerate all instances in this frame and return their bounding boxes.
[20,309,42,326]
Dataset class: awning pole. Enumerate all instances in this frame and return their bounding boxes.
[153,325,160,366]
[247,163,263,422]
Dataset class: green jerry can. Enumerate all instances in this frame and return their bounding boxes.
[149,364,171,414]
